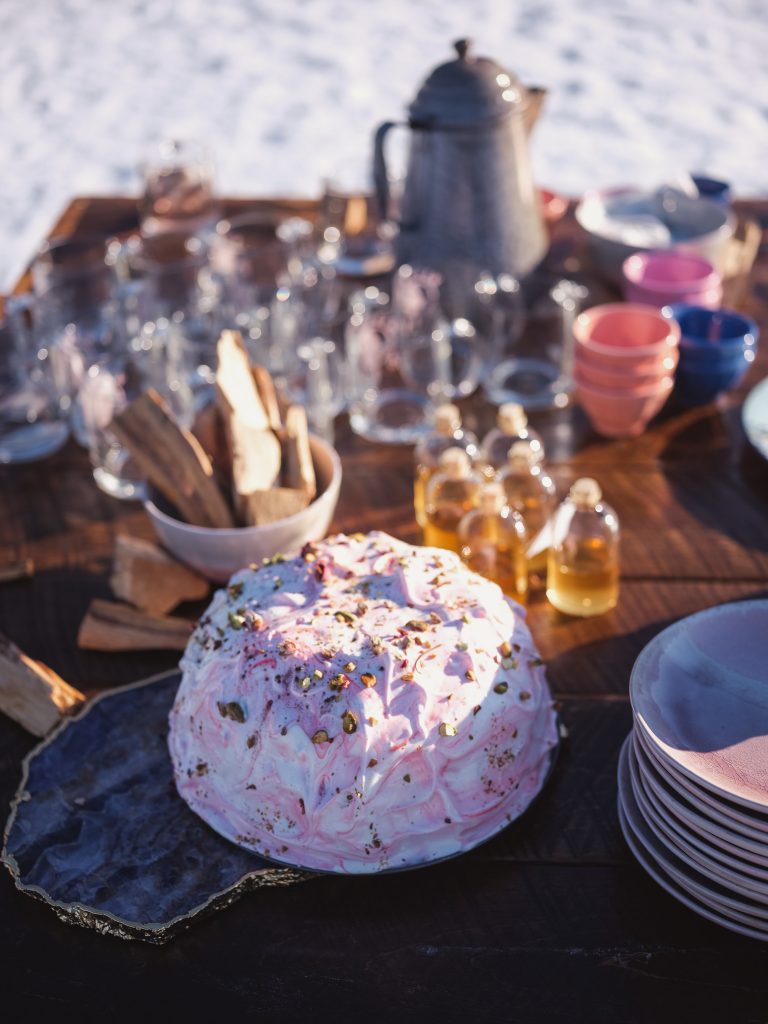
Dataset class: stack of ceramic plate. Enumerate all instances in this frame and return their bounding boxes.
[618,599,768,940]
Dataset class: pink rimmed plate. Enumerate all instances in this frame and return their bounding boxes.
[629,600,768,812]
[633,729,768,851]
[633,720,768,835]
[617,737,768,941]
[631,746,768,903]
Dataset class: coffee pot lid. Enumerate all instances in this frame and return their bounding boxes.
[409,39,527,127]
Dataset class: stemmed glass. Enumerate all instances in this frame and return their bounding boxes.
[31,235,127,445]
[0,297,68,464]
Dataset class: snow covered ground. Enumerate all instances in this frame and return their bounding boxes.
[1,0,766,291]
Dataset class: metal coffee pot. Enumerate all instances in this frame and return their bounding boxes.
[373,40,548,280]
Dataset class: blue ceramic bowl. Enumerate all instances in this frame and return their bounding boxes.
[663,304,759,362]
[677,342,756,373]
[691,175,732,207]
[674,356,753,406]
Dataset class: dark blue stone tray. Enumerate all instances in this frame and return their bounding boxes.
[1,671,307,944]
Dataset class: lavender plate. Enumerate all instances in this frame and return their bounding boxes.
[629,600,768,812]
[743,376,768,462]
[631,737,768,903]
[627,738,768,920]
[617,737,768,941]
[1,672,307,944]
[633,719,768,835]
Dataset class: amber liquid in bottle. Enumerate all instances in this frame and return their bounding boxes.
[499,442,555,575]
[413,406,478,528]
[423,482,479,553]
[547,536,619,615]
[463,532,528,604]
[413,464,433,529]
[424,448,482,554]
[546,478,619,617]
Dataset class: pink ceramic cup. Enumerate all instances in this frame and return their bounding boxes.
[622,250,722,310]
[576,373,674,438]
[575,349,678,390]
[574,303,681,367]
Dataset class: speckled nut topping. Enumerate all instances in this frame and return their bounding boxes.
[168,532,558,873]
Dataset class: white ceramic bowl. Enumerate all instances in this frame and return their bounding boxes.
[575,187,735,283]
[144,434,342,583]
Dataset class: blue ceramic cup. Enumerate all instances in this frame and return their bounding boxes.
[691,175,732,207]
[663,304,759,405]
[664,305,759,356]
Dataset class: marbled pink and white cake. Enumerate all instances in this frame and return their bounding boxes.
[169,532,558,873]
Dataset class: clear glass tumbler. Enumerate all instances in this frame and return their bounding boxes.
[0,299,68,465]
[139,139,220,239]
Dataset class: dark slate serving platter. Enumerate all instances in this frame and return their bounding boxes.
[2,670,561,944]
[1,671,308,944]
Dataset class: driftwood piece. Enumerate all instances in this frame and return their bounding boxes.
[244,487,310,526]
[110,536,209,615]
[192,400,231,473]
[0,633,85,736]
[77,600,195,653]
[109,389,234,529]
[216,332,282,523]
[283,405,316,499]
[251,363,282,432]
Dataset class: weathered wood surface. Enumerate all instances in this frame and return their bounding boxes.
[0,196,767,1021]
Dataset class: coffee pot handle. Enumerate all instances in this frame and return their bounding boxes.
[372,121,400,222]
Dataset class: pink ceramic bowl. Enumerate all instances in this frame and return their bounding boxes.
[575,349,678,391]
[622,250,722,309]
[539,188,568,231]
[574,304,681,365]
[576,373,674,438]
[575,341,678,378]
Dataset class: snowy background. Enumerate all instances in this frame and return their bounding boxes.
[1,0,767,292]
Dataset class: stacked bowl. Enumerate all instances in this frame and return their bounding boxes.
[619,600,768,940]
[663,304,760,406]
[622,250,722,310]
[573,303,680,437]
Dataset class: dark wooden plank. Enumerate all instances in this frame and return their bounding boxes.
[527,580,768,695]
[2,857,768,1023]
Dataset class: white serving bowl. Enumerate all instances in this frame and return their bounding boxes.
[575,187,735,283]
[144,434,342,583]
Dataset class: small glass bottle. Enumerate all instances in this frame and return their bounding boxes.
[498,440,556,572]
[547,478,619,617]
[424,447,483,554]
[479,403,544,480]
[458,483,528,604]
[413,404,479,528]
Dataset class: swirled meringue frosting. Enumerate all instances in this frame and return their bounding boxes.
[169,532,558,873]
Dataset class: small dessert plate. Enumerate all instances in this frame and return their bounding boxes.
[617,738,768,941]
[629,600,768,811]
[743,376,768,462]
[632,761,768,902]
[633,730,768,850]
[627,740,768,919]
[633,721,768,835]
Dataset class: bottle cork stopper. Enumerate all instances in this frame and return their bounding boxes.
[434,403,461,435]
[438,446,471,479]
[497,403,527,434]
[507,440,542,468]
[570,477,602,507]
[481,483,505,514]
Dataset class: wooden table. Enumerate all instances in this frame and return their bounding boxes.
[1,197,767,1023]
